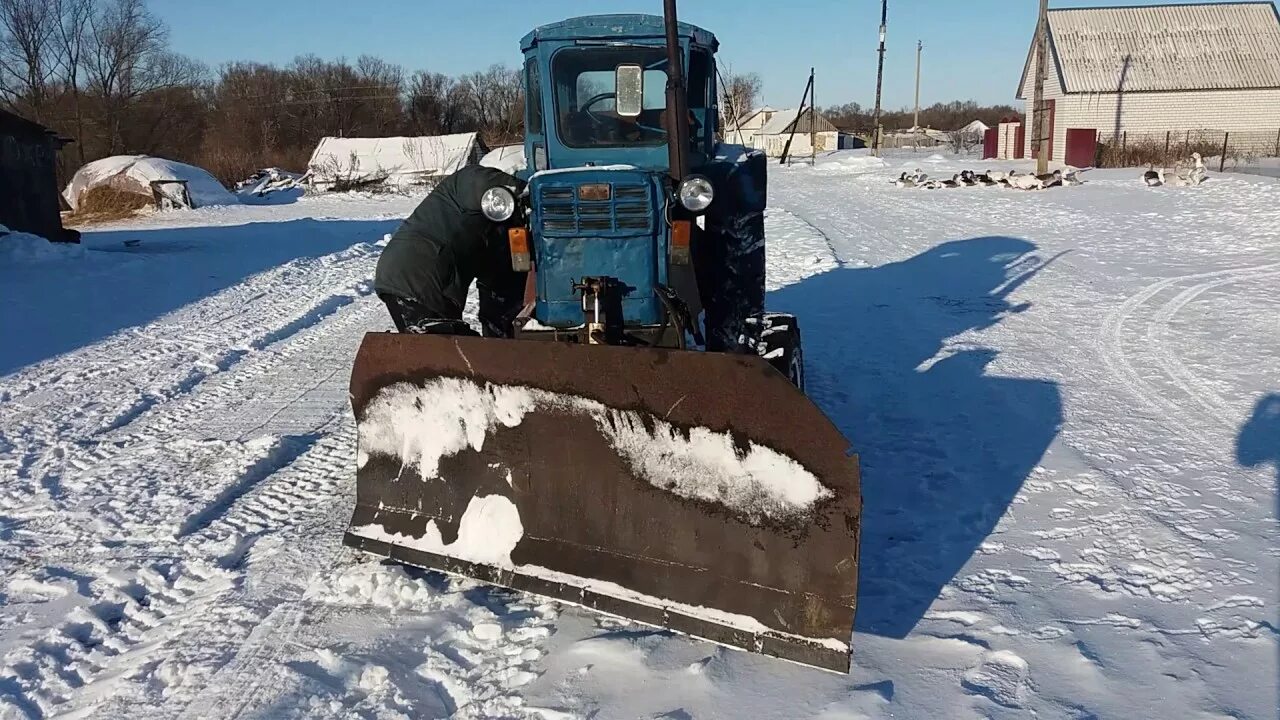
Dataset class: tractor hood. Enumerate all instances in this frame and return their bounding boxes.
[527,166,669,328]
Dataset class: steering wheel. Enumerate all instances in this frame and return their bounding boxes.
[580,92,668,138]
[581,92,617,128]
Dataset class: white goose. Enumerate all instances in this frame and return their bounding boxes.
[1009,173,1045,190]
[1188,152,1209,186]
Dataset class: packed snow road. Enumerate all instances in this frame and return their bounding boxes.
[1,154,1277,719]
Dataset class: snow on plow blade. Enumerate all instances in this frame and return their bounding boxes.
[345,332,861,672]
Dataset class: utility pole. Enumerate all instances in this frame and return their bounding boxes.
[871,0,887,156]
[780,70,814,165]
[913,40,922,151]
[662,0,690,182]
[1032,0,1049,174]
[810,68,817,164]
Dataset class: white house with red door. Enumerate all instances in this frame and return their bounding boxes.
[1015,2,1280,166]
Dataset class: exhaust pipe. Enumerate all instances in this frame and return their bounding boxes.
[663,0,691,183]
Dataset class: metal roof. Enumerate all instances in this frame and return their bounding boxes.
[0,108,54,139]
[758,108,839,135]
[1019,2,1280,94]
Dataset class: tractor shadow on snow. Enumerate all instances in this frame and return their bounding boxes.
[0,218,399,374]
[767,236,1063,639]
[1234,391,1280,700]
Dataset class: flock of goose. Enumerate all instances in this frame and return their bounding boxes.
[892,167,1086,191]
[892,152,1211,193]
[1142,152,1209,187]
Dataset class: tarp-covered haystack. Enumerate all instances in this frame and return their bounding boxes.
[479,144,526,175]
[64,156,238,213]
[306,133,484,192]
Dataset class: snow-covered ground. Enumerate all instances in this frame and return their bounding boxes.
[2,154,1277,719]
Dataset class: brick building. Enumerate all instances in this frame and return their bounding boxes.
[1016,2,1280,165]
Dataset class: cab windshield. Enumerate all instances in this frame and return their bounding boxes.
[552,47,670,148]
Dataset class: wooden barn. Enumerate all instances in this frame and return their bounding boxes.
[0,109,75,242]
[1016,2,1280,167]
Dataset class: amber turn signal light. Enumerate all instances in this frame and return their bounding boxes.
[508,227,531,272]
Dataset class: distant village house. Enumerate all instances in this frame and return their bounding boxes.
[726,106,845,157]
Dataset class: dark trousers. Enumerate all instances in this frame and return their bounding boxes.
[379,274,525,338]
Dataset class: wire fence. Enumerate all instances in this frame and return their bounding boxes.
[1096,129,1280,170]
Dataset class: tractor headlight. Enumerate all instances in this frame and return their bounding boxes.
[481,186,516,222]
[677,176,714,212]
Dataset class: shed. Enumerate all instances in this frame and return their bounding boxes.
[307,133,486,191]
[752,108,840,158]
[0,109,75,243]
[1016,2,1280,164]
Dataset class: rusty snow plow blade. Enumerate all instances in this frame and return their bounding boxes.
[345,332,861,672]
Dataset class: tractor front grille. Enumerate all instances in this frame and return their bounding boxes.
[537,181,654,236]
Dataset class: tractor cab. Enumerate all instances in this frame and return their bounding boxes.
[501,14,767,353]
[519,14,718,172]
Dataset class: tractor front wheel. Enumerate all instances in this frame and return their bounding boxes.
[749,313,804,391]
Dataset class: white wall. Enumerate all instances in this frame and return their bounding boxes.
[1034,89,1280,159]
[759,131,838,158]
[727,110,774,148]
[1019,47,1280,159]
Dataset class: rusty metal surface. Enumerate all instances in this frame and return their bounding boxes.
[348,331,861,671]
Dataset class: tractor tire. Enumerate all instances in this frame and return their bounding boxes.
[749,313,804,391]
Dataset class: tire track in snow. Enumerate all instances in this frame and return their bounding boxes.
[0,273,381,539]
[175,566,564,720]
[1143,272,1280,432]
[1,234,559,718]
[1097,262,1280,451]
[14,422,358,720]
[0,299,377,577]
[0,246,388,717]
[0,241,380,448]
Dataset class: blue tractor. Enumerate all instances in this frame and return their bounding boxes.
[346,4,861,673]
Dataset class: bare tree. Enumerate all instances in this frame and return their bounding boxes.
[717,66,761,143]
[947,130,980,155]
[824,100,1018,136]
[85,0,168,152]
[51,0,94,163]
[407,70,455,135]
[355,54,405,136]
[461,64,522,145]
[0,0,58,120]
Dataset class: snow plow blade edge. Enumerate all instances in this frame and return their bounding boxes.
[345,332,860,672]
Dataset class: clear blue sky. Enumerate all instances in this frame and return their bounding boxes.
[153,0,1270,110]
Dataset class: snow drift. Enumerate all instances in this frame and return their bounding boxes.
[806,150,889,175]
[63,156,238,211]
[0,225,85,265]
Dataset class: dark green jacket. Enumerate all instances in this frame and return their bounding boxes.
[374,165,524,317]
